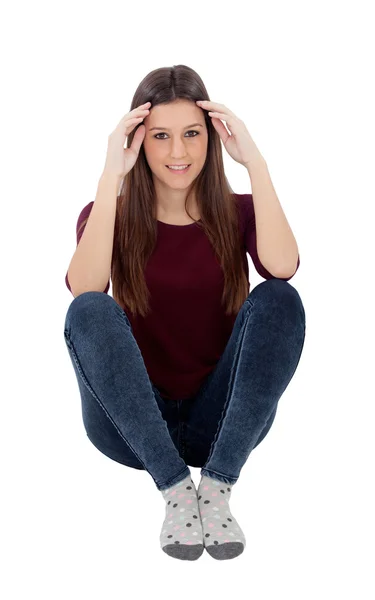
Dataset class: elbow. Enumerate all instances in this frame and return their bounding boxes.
[274,256,300,279]
[274,269,296,280]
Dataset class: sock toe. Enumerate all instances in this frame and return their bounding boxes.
[162,542,204,560]
[205,541,244,560]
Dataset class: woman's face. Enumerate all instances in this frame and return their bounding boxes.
[142,99,208,189]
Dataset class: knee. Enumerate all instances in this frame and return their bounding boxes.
[251,278,302,304]
[249,279,305,326]
[64,291,114,335]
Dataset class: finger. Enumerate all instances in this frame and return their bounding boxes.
[130,124,145,153]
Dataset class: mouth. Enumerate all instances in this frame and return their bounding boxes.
[165,164,191,174]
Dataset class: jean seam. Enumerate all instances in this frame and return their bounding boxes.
[203,301,252,470]
[177,418,186,461]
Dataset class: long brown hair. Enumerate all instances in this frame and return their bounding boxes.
[80,64,250,318]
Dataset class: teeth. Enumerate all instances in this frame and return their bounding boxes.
[167,165,189,170]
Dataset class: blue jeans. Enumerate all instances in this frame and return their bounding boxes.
[63,278,306,491]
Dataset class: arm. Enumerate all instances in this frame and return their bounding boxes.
[246,158,299,279]
[66,173,120,297]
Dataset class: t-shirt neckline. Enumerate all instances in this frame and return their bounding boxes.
[157,219,202,227]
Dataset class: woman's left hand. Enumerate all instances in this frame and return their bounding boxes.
[196,100,264,168]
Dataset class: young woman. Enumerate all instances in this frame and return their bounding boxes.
[64,64,305,562]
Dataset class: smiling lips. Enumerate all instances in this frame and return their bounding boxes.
[166,164,191,172]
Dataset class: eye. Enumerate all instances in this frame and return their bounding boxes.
[154,130,199,140]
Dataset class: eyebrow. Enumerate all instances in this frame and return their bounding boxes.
[149,123,204,132]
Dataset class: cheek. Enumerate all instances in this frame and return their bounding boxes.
[196,139,208,159]
[197,135,208,150]
[143,139,162,160]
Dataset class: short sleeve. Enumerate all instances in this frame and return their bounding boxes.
[65,201,111,295]
[241,193,300,281]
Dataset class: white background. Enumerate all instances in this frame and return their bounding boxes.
[2,0,374,597]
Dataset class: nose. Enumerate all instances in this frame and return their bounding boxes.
[169,137,191,159]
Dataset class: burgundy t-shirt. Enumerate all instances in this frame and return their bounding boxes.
[65,193,300,401]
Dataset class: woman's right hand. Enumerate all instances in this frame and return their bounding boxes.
[102,102,151,179]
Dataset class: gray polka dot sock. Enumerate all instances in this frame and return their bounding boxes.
[197,474,246,560]
[160,474,204,561]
